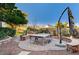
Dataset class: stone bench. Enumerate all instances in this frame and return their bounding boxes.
[67,39,79,53]
[0,37,12,44]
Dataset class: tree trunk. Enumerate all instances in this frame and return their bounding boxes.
[8,23,16,29]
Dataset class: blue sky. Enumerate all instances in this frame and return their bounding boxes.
[16,3,79,26]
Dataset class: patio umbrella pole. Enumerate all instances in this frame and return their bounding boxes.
[58,7,68,44]
[58,7,74,44]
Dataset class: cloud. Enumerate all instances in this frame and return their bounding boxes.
[75,23,79,26]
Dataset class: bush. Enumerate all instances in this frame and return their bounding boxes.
[27,27,39,34]
[27,27,50,34]
[52,29,58,36]
[0,31,8,40]
[62,29,70,36]
[0,27,16,40]
[37,28,50,33]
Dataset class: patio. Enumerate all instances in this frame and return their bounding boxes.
[18,38,66,51]
[0,36,79,55]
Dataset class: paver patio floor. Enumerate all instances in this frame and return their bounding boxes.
[0,37,79,55]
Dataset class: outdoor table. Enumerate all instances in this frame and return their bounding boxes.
[27,34,51,45]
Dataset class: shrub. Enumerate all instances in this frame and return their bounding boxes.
[62,29,70,36]
[27,27,39,34]
[52,29,58,36]
[27,27,50,34]
[0,31,8,40]
[37,28,50,33]
[0,27,16,40]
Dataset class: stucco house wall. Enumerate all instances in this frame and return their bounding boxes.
[0,22,7,27]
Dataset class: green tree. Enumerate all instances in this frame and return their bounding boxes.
[0,3,28,29]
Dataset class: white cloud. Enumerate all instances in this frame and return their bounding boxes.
[75,23,79,26]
